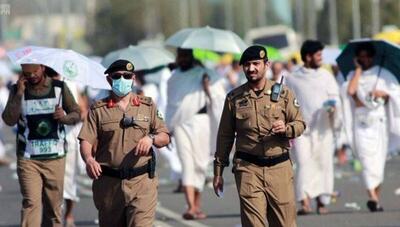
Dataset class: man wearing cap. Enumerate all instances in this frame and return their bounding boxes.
[2,64,81,227]
[213,45,305,227]
[78,60,170,226]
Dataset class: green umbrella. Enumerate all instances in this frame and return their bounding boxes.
[265,46,284,61]
[193,49,221,62]
[336,39,400,81]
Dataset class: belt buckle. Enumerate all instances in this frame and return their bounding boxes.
[262,155,274,161]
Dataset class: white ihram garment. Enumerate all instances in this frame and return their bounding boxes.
[286,67,342,201]
[63,80,83,201]
[166,66,225,190]
[341,66,400,189]
[141,76,182,182]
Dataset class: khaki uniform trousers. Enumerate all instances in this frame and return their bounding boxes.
[17,157,66,227]
[92,174,158,227]
[234,158,297,227]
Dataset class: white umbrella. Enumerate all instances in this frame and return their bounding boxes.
[0,60,13,79]
[7,46,110,90]
[322,47,341,65]
[165,26,247,54]
[101,45,175,71]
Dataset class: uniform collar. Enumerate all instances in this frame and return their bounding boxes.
[131,94,141,106]
[244,80,273,98]
[106,93,141,108]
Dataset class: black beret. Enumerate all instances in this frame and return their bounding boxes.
[104,59,135,74]
[239,45,268,65]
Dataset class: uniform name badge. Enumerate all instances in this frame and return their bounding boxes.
[27,139,62,156]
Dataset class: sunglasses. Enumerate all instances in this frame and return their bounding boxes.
[110,72,134,80]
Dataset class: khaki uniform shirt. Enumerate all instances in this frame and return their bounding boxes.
[214,80,306,176]
[78,94,169,168]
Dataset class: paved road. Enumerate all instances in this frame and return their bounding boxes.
[0,126,400,226]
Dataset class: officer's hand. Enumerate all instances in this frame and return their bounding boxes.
[272,120,286,134]
[53,105,66,121]
[135,136,153,156]
[85,157,102,179]
[213,176,224,197]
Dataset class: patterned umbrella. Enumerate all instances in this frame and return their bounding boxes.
[7,46,109,90]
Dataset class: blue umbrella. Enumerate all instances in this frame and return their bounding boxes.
[336,39,400,81]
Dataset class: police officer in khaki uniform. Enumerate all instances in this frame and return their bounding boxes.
[78,60,170,227]
[213,46,306,227]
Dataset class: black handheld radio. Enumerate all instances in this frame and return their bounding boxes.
[271,75,284,102]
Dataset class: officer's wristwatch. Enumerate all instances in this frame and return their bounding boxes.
[148,134,155,144]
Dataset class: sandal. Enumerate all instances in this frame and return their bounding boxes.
[182,212,196,220]
[367,200,384,212]
[195,211,207,219]
[297,208,312,215]
[317,206,329,215]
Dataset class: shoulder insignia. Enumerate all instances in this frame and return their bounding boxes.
[294,98,300,108]
[91,99,108,110]
[138,95,153,106]
[237,98,250,108]
[156,110,164,120]
[280,86,289,97]
[132,96,140,106]
[228,84,247,100]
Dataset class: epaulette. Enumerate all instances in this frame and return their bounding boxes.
[280,85,289,98]
[227,84,246,100]
[90,98,108,110]
[138,95,153,106]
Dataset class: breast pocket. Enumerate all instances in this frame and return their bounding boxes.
[267,104,286,122]
[100,120,120,139]
[236,108,252,129]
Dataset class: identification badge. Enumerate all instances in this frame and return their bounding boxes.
[237,99,250,108]
[27,140,61,156]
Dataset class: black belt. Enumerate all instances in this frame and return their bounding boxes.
[235,151,289,167]
[101,151,156,179]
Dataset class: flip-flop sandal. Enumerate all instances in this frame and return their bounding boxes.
[367,200,384,212]
[297,208,312,215]
[317,206,329,215]
[182,212,196,220]
[195,211,207,219]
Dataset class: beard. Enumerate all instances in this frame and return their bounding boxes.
[245,71,264,84]
[27,75,43,85]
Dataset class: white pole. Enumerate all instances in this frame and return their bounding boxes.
[371,0,380,36]
[329,0,338,45]
[352,0,361,39]
[307,0,317,39]
[224,0,234,31]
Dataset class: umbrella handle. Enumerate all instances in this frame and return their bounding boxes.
[57,78,64,106]
[373,50,385,91]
